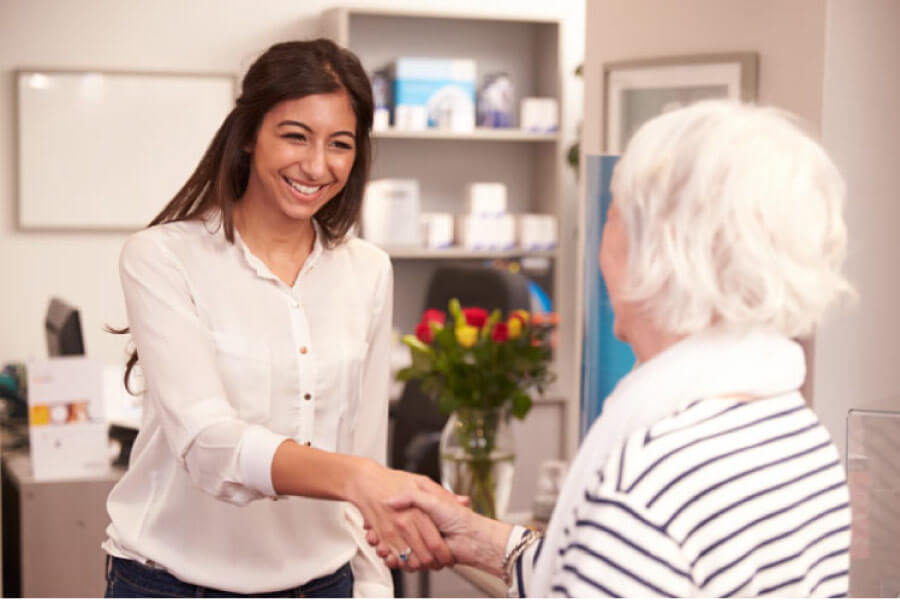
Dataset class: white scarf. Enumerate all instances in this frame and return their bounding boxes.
[529,327,807,596]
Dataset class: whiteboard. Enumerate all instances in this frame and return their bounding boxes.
[17,70,235,229]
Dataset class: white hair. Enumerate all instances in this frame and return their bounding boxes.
[611,100,853,338]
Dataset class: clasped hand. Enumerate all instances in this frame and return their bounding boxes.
[347,461,471,571]
[355,471,512,576]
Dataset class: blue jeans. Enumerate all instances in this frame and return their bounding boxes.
[104,555,353,598]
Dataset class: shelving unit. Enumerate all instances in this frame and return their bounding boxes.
[319,8,577,528]
[320,7,568,323]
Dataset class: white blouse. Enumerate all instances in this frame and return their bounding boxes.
[103,216,394,596]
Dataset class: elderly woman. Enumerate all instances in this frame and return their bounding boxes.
[369,100,854,597]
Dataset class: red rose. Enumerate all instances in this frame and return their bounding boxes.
[415,321,434,344]
[461,307,489,328]
[491,321,509,343]
[421,309,446,326]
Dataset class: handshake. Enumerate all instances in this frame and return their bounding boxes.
[349,461,514,579]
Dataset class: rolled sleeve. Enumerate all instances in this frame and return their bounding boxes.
[239,425,289,497]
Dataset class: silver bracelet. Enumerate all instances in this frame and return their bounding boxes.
[500,528,542,587]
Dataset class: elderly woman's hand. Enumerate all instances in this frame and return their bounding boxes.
[365,487,513,577]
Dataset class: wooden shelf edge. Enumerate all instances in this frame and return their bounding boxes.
[373,128,559,142]
[384,247,558,260]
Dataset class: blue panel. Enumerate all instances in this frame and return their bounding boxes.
[580,155,636,439]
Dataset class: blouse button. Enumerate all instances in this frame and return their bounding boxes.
[304,393,312,401]
[299,346,308,354]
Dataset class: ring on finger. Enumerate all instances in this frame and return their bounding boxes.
[397,547,413,563]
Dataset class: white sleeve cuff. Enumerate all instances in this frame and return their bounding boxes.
[505,525,529,556]
[238,424,289,497]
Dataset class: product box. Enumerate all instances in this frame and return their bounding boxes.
[477,72,514,128]
[362,178,421,246]
[466,182,507,216]
[27,357,109,481]
[421,213,455,249]
[457,214,516,250]
[393,58,476,132]
[370,68,392,131]
[520,97,559,133]
[518,214,558,250]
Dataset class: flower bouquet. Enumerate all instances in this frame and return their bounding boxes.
[397,298,555,518]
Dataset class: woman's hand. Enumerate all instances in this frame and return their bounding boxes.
[344,459,463,571]
[365,487,513,577]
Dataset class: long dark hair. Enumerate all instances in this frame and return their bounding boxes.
[113,39,374,392]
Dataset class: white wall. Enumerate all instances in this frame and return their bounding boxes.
[815,0,900,460]
[583,0,827,156]
[0,0,584,367]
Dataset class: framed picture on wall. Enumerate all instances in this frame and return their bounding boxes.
[603,52,758,153]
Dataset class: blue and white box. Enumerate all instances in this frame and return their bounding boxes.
[393,58,476,131]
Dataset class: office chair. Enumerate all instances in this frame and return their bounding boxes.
[389,264,531,597]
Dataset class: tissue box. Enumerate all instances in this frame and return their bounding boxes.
[518,214,558,250]
[393,58,476,131]
[421,213,454,249]
[362,179,420,246]
[466,182,507,216]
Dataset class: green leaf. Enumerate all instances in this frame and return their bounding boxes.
[511,391,532,420]
[402,334,433,355]
[410,349,432,371]
[448,298,463,326]
[395,366,418,382]
[439,390,460,414]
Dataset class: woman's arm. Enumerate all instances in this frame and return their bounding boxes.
[122,232,454,570]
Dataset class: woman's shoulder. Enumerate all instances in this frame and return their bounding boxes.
[122,219,224,260]
[331,235,392,272]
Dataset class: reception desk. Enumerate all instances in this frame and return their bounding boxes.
[1,451,124,597]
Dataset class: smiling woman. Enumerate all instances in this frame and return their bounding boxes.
[235,91,359,284]
[103,39,458,598]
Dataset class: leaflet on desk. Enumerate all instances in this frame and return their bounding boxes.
[26,357,109,481]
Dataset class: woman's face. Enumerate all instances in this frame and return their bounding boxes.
[598,199,633,343]
[244,90,357,225]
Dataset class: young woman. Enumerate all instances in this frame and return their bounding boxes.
[103,39,454,597]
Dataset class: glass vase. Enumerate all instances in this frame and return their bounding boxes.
[439,406,515,519]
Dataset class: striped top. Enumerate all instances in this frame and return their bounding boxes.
[514,393,850,597]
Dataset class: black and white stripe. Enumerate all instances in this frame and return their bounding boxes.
[527,394,850,597]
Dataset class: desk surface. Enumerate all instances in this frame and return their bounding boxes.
[3,449,125,486]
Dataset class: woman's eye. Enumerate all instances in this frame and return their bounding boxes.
[332,141,354,150]
[283,133,306,142]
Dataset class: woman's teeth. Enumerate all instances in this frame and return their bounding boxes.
[286,178,323,195]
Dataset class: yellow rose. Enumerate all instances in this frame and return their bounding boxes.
[507,317,523,339]
[455,325,479,348]
[511,309,531,325]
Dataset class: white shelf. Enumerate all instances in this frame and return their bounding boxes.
[374,127,559,142]
[384,246,557,260]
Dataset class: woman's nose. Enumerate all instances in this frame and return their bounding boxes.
[300,145,327,180]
